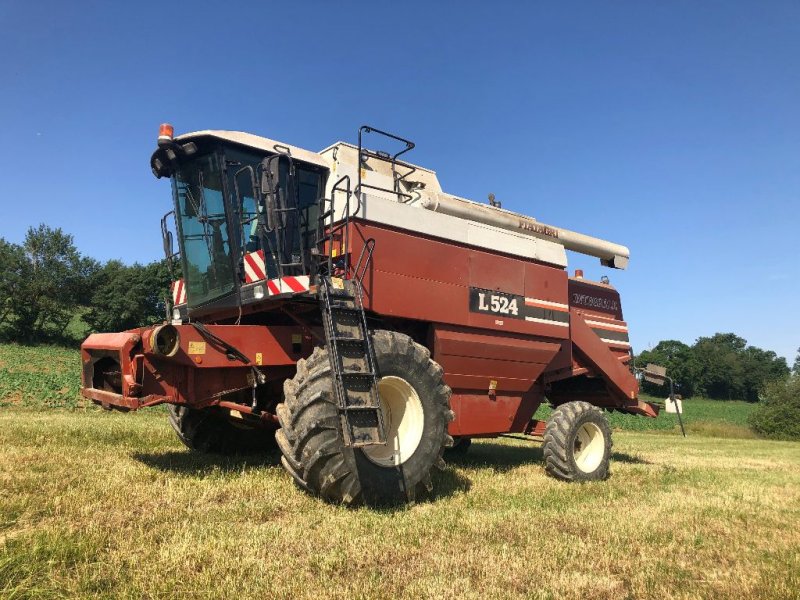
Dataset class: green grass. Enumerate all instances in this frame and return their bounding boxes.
[0,408,798,599]
[534,396,758,438]
[0,343,83,409]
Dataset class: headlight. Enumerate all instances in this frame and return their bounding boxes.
[150,324,180,357]
[172,308,182,322]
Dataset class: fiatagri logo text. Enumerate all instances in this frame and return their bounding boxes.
[571,293,619,312]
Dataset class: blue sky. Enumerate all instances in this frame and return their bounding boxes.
[0,1,798,361]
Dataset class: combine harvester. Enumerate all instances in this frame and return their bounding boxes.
[81,124,659,505]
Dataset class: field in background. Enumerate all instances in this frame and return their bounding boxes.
[1,408,798,599]
[0,344,81,408]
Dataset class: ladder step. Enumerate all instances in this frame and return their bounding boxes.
[328,286,355,298]
[330,335,365,344]
[341,371,377,379]
[340,412,384,447]
[330,301,357,309]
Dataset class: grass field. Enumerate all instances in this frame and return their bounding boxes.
[1,343,798,598]
[1,408,799,599]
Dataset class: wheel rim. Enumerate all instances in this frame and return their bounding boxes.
[362,376,425,467]
[573,422,605,473]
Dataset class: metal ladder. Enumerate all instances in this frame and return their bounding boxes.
[318,240,386,448]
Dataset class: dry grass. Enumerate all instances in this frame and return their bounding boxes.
[1,407,799,599]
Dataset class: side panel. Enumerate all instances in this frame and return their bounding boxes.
[350,220,572,342]
[432,325,560,436]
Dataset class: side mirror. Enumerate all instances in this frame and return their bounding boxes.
[163,231,174,259]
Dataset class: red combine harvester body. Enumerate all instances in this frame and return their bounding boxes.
[80,125,657,506]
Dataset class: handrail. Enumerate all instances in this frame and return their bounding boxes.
[355,125,417,212]
[353,238,375,285]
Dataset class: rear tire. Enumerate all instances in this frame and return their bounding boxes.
[542,401,612,481]
[167,405,277,455]
[276,330,454,506]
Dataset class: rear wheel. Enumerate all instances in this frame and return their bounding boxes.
[168,405,277,454]
[276,330,454,506]
[542,401,612,481]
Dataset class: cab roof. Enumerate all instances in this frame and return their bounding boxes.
[175,130,329,169]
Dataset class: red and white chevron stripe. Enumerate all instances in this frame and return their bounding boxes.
[243,250,310,296]
[243,250,267,283]
[171,279,187,306]
[264,275,310,296]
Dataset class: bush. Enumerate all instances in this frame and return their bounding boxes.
[748,376,800,440]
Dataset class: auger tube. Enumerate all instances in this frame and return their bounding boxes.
[420,193,630,269]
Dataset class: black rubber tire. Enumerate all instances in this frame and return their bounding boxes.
[542,401,612,482]
[168,405,277,454]
[445,436,472,456]
[275,330,454,506]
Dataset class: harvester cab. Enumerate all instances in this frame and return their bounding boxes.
[151,124,328,319]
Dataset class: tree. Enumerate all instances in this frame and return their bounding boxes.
[0,239,30,330]
[793,348,800,375]
[748,375,800,440]
[740,346,790,402]
[637,340,700,397]
[0,225,95,343]
[693,333,748,400]
[638,333,790,402]
[83,260,172,333]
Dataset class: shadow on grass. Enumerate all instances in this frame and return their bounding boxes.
[132,449,282,476]
[611,451,651,465]
[132,449,473,507]
[446,441,544,472]
[445,441,653,469]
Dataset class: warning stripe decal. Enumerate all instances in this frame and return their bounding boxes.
[171,279,187,306]
[258,275,311,297]
[244,250,267,283]
[242,251,310,295]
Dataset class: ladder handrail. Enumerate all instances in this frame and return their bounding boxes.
[353,238,376,286]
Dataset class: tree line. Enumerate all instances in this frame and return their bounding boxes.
[0,225,172,344]
[637,335,795,402]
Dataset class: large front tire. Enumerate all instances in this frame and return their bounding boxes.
[276,330,453,506]
[542,401,612,481]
